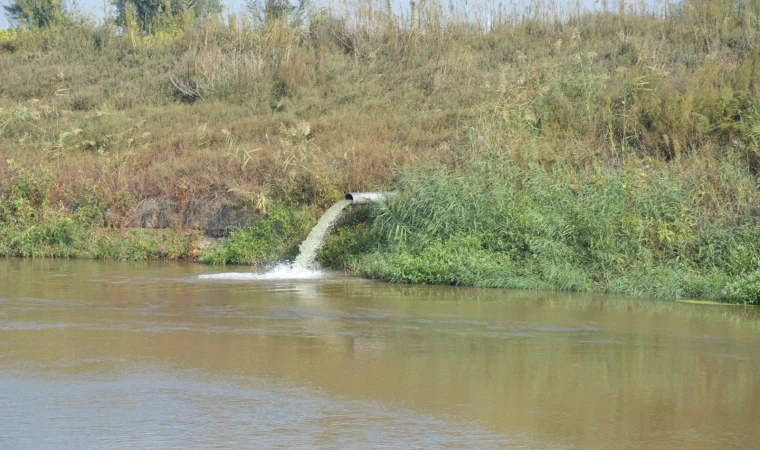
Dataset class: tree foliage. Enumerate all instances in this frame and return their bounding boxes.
[3,0,68,28]
[245,0,309,26]
[111,0,221,31]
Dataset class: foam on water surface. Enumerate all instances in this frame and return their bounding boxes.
[198,264,326,281]
[199,199,351,282]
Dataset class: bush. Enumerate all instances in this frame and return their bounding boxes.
[722,271,760,305]
[316,205,377,269]
[199,204,313,265]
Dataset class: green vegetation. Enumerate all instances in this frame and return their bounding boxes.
[112,0,221,31]
[321,156,759,302]
[1,0,760,302]
[3,0,68,28]
[199,203,313,264]
[0,167,199,259]
[722,270,760,304]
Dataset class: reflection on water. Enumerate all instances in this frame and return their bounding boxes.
[1,258,759,449]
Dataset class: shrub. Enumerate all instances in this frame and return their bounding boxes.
[722,271,760,305]
[199,204,313,265]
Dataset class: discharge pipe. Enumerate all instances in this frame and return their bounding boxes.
[344,192,398,205]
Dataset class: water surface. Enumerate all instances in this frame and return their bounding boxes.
[1,259,759,449]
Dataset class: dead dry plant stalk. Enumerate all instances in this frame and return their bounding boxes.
[172,45,266,99]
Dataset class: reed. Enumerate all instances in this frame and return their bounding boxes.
[334,147,759,301]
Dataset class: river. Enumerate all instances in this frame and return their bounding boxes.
[1,259,759,449]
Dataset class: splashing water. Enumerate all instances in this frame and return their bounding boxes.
[198,264,326,281]
[293,199,351,269]
[199,199,351,281]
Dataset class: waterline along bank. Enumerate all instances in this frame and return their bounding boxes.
[1,2,760,303]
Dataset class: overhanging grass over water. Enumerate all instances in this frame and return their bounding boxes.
[320,152,760,303]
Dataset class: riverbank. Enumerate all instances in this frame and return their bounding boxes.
[4,153,760,304]
[2,1,759,303]
[317,157,760,304]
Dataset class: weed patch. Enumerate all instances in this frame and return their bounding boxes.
[199,204,313,265]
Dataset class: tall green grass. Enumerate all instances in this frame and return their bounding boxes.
[323,144,760,302]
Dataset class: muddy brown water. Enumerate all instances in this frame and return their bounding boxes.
[1,259,759,449]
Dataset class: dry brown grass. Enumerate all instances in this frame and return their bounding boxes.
[1,0,759,228]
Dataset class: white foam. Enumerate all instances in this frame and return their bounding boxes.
[198,264,326,281]
[200,199,351,283]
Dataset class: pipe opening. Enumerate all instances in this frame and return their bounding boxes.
[344,192,398,205]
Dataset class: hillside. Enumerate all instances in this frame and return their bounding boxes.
[1,0,760,301]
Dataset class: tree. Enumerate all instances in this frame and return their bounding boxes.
[3,0,68,28]
[111,0,221,31]
[246,0,309,26]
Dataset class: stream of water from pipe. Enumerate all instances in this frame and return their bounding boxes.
[200,199,351,281]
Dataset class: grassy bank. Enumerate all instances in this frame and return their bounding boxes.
[0,165,317,260]
[318,153,760,303]
[1,0,760,302]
